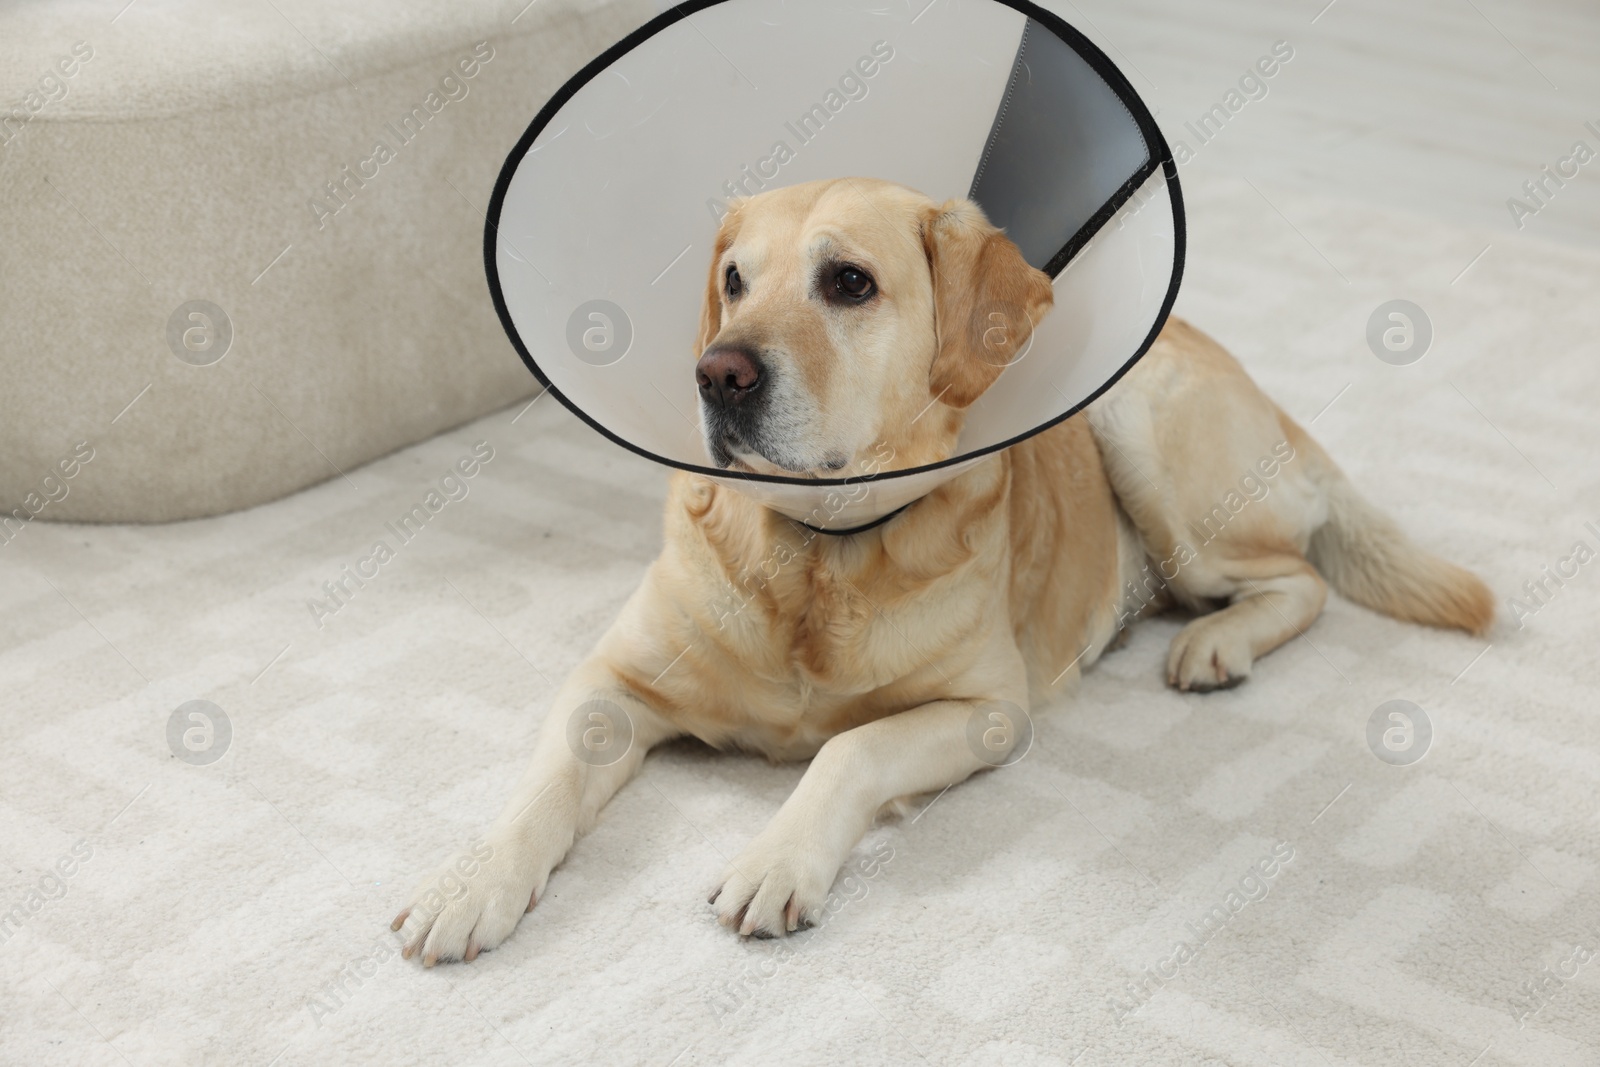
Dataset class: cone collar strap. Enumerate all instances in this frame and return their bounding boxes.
[486,0,1184,531]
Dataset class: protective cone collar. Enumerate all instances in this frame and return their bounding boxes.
[485,0,1185,533]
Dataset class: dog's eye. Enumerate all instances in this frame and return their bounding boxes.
[725,264,742,299]
[835,265,874,300]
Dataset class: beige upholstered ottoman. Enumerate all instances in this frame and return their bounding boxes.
[0,0,656,523]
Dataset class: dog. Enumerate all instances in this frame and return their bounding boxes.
[392,177,1493,963]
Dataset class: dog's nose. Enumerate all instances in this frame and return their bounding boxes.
[696,346,763,407]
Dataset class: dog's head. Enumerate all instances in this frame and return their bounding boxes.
[693,178,1054,478]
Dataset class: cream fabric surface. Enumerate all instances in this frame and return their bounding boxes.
[0,0,657,522]
[4,0,1600,1064]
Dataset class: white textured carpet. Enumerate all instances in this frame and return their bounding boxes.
[6,4,1600,1065]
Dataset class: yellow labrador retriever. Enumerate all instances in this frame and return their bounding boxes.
[394,177,1492,962]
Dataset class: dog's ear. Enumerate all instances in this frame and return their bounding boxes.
[920,199,1054,408]
[696,202,744,356]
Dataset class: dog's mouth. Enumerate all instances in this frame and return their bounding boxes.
[716,432,812,476]
[704,421,847,479]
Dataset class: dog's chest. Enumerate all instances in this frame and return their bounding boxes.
[656,471,1015,758]
[689,534,1003,756]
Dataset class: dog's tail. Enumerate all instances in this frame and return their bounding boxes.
[1297,427,1494,636]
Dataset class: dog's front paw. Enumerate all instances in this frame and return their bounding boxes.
[390,835,541,966]
[1166,614,1253,692]
[709,832,836,938]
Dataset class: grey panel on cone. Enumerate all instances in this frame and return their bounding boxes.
[968,17,1151,273]
[485,0,1184,530]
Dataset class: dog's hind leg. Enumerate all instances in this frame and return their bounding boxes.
[1165,554,1327,691]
